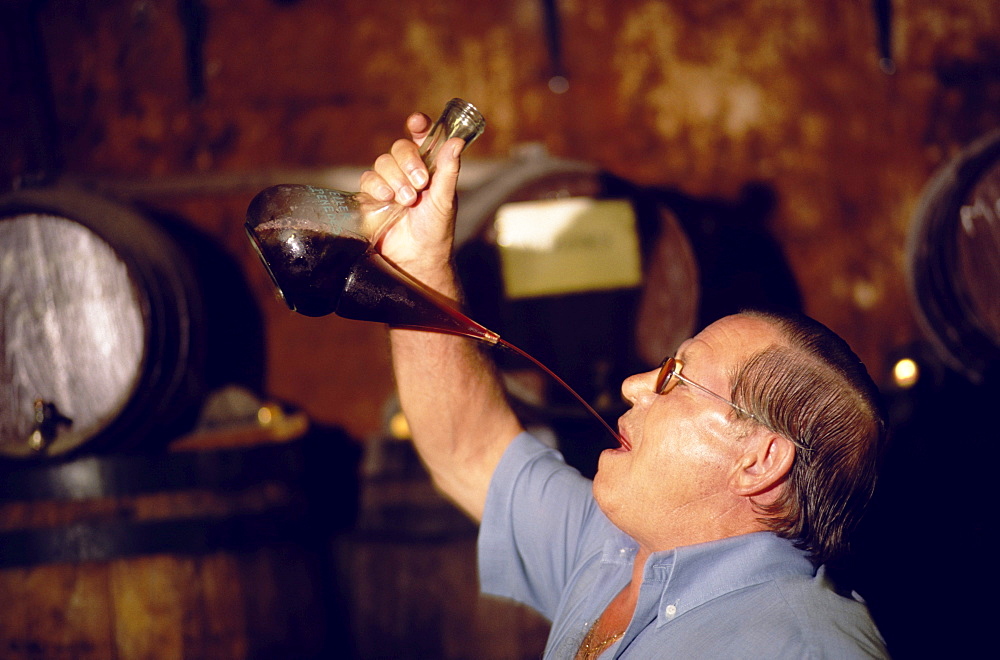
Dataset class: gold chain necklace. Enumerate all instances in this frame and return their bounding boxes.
[575,621,624,660]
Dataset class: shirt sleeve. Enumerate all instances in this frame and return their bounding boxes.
[477,432,609,620]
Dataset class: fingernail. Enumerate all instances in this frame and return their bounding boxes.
[398,186,416,204]
[411,169,427,187]
[376,185,393,201]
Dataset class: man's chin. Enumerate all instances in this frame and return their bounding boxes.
[591,456,618,499]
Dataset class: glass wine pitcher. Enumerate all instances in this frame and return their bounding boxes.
[244,98,623,446]
[244,98,495,340]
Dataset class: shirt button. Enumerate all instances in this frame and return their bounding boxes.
[665,604,677,617]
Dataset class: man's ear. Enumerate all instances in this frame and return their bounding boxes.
[729,432,796,498]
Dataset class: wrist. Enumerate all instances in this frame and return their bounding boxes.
[401,259,461,302]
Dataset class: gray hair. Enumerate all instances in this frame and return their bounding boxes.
[731,310,886,565]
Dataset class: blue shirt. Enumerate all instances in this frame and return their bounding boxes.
[478,432,888,658]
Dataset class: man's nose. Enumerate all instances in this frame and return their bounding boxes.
[621,368,659,405]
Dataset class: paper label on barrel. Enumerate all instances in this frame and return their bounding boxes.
[495,198,642,299]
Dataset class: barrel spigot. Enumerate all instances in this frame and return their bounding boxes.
[29,399,73,453]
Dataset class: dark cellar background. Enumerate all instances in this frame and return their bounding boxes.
[1,1,998,658]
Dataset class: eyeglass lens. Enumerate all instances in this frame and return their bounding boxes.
[655,356,679,394]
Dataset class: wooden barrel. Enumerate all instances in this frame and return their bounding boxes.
[0,186,264,460]
[0,430,359,660]
[907,129,1000,382]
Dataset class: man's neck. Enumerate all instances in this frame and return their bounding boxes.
[629,547,652,595]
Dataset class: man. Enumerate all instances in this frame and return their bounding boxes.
[360,110,889,658]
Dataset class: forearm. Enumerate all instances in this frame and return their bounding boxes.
[389,268,523,521]
[362,114,520,520]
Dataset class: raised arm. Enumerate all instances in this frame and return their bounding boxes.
[359,111,524,521]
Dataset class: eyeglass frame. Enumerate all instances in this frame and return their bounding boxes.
[655,356,809,452]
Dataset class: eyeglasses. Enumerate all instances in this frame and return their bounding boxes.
[655,357,809,451]
[655,357,757,418]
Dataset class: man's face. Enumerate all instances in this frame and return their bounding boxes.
[592,314,782,551]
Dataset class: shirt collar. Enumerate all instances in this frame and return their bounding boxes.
[603,531,815,627]
[658,532,815,625]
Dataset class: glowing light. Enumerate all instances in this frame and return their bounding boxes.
[389,411,411,440]
[257,405,274,426]
[892,358,919,388]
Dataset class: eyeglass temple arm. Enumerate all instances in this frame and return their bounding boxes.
[674,373,810,451]
[673,373,755,417]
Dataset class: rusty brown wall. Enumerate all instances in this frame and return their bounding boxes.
[7,0,1000,440]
